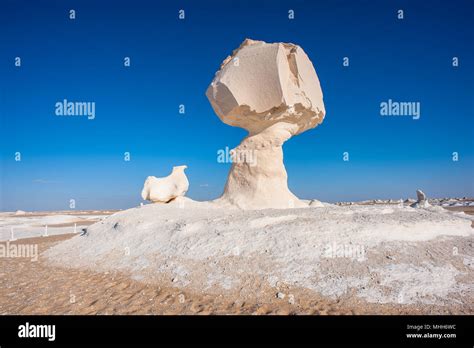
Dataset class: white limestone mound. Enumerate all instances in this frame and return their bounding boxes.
[44,203,474,305]
[141,165,189,203]
[207,39,325,210]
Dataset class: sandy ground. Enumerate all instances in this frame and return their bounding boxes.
[1,223,473,315]
[0,234,470,315]
[41,200,473,308]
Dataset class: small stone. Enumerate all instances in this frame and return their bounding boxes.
[276,292,286,299]
[309,199,324,207]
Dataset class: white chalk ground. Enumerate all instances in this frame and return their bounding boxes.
[41,198,474,306]
[0,211,111,241]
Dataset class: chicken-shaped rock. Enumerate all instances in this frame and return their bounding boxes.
[141,165,189,203]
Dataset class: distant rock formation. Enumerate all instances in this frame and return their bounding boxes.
[207,39,325,209]
[141,166,189,203]
[417,190,426,202]
[410,189,431,208]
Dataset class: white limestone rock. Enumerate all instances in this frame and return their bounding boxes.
[309,199,325,207]
[417,189,427,202]
[141,166,189,203]
[411,189,431,208]
[207,39,325,210]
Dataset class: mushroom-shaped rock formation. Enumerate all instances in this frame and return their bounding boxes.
[141,165,189,203]
[206,39,325,209]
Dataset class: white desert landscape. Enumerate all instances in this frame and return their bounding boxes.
[1,39,473,315]
[1,196,473,315]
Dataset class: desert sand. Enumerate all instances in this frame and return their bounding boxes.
[1,201,473,315]
[1,226,472,315]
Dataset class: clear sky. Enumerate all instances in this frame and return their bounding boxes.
[1,0,473,211]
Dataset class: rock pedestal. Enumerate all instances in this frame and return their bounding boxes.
[207,39,326,209]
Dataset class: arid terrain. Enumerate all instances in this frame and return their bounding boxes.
[1,202,473,315]
[1,233,472,315]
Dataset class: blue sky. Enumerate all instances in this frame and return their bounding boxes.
[1,0,473,211]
